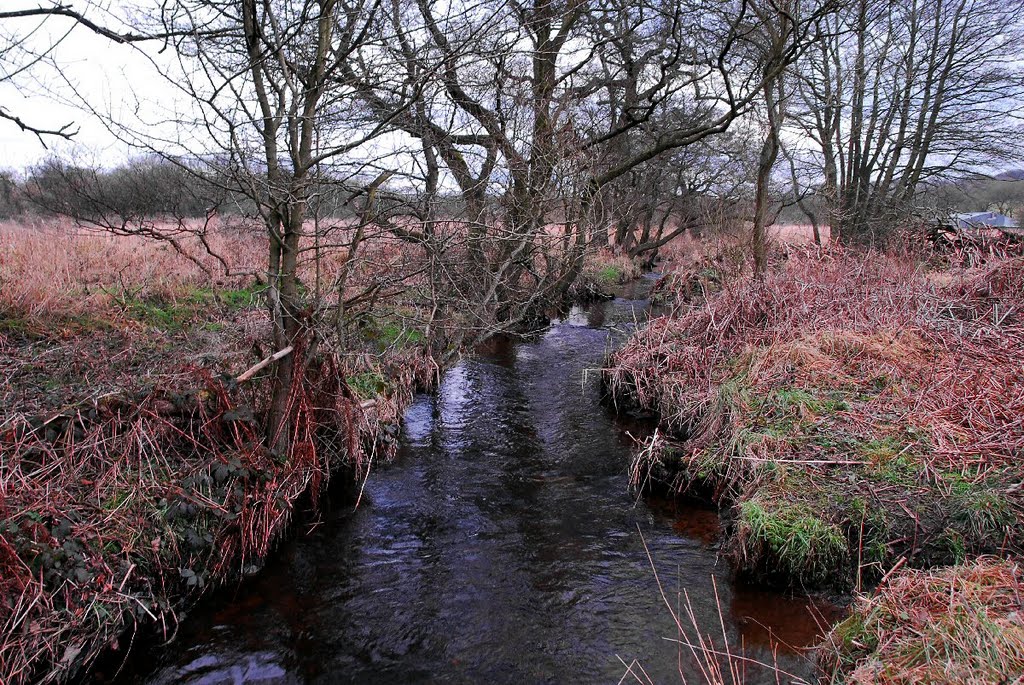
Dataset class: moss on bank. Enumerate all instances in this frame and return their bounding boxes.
[605,250,1024,590]
[637,375,1021,588]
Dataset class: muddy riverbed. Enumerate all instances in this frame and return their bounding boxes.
[95,277,838,684]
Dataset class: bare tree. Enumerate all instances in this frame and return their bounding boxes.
[17,0,837,449]
[790,0,1024,243]
[340,0,838,342]
[92,0,430,452]
[745,1,796,275]
[0,2,205,144]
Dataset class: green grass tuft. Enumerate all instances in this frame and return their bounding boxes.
[346,371,389,400]
[738,498,848,586]
[598,265,623,284]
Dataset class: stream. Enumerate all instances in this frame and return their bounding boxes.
[99,276,835,684]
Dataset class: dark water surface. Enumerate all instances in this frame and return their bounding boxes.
[102,277,836,684]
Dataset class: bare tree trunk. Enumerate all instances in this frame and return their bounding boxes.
[753,72,784,277]
[266,198,305,453]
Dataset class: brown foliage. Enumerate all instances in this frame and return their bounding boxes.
[821,558,1024,683]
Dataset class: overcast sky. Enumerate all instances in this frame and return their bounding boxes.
[0,1,168,171]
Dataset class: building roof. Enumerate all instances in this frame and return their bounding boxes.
[953,212,1020,230]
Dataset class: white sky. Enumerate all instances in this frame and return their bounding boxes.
[0,1,169,171]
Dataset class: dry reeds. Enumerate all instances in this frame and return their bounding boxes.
[0,217,441,684]
[619,527,811,685]
[820,557,1024,684]
[605,246,1024,587]
[0,219,259,321]
[0,343,435,684]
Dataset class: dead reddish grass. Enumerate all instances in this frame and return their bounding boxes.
[821,557,1024,684]
[0,217,441,684]
[606,246,1024,587]
[0,219,260,321]
[610,247,1023,469]
[0,341,435,684]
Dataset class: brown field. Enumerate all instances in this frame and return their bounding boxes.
[770,223,833,244]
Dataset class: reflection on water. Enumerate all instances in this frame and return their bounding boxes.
[100,276,835,684]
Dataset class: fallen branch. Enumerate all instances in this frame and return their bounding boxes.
[235,346,294,383]
[878,556,908,587]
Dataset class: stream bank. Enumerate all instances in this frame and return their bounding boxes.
[95,276,838,684]
[605,252,1024,592]
[605,250,1024,682]
[2,307,435,685]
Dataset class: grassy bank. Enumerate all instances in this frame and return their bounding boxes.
[605,246,1024,590]
[820,557,1024,683]
[0,221,437,684]
[0,218,636,684]
[569,249,644,300]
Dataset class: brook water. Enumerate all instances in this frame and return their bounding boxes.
[101,277,833,684]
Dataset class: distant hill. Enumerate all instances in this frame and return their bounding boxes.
[995,169,1024,181]
[920,171,1024,219]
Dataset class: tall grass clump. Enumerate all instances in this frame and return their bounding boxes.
[605,246,1024,588]
[820,558,1024,683]
[570,248,643,299]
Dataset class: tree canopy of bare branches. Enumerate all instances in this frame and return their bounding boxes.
[9,0,1024,453]
[787,0,1024,242]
